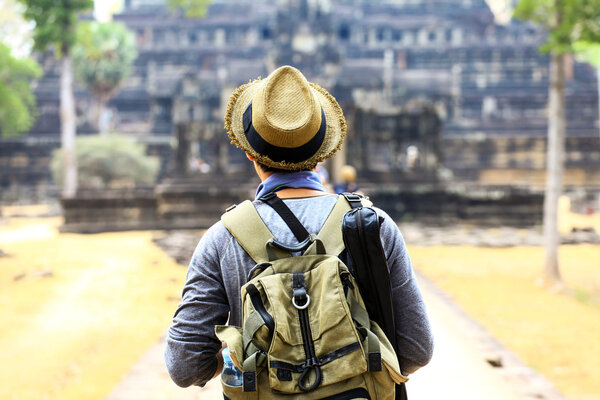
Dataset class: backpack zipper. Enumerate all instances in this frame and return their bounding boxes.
[297,304,322,391]
[293,272,322,392]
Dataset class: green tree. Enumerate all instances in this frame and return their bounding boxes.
[573,41,600,138]
[73,21,137,134]
[514,0,600,289]
[0,41,41,137]
[167,0,212,18]
[51,134,159,189]
[18,0,94,198]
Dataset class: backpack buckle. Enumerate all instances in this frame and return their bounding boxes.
[259,191,277,201]
[342,192,363,209]
[242,371,256,391]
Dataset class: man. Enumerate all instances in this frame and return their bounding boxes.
[165,65,433,391]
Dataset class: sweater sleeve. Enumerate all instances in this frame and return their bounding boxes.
[164,223,230,387]
[376,207,434,375]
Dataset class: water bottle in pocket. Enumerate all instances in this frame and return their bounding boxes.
[221,347,243,387]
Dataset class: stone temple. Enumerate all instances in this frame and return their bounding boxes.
[1,0,599,228]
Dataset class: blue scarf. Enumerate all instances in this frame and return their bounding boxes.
[255,171,327,200]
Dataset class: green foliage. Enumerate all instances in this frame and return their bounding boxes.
[514,0,600,53]
[573,288,592,305]
[573,41,600,67]
[167,0,212,18]
[73,21,137,102]
[17,0,93,55]
[0,41,41,137]
[51,134,160,189]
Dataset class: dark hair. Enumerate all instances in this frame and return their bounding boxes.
[256,162,292,173]
[256,161,310,173]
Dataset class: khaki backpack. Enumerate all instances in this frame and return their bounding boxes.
[216,194,407,400]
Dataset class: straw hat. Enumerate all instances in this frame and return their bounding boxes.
[224,65,346,171]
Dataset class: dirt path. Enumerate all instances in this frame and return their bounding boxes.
[105,337,222,400]
[408,274,566,400]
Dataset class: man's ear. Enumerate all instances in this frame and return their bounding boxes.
[246,153,255,161]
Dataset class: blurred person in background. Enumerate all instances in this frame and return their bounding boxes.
[333,164,360,194]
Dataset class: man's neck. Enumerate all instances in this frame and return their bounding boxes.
[253,162,328,198]
[275,187,328,199]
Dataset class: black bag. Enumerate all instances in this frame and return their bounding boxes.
[341,200,408,400]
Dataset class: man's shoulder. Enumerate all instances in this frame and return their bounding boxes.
[198,218,234,250]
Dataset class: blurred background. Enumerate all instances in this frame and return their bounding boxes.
[0,0,599,399]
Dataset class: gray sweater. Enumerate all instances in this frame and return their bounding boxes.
[165,194,433,387]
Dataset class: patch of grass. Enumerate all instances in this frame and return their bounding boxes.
[409,245,600,400]
[573,288,592,306]
[0,217,187,400]
[571,287,600,309]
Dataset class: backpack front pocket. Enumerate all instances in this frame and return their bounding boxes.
[258,258,368,393]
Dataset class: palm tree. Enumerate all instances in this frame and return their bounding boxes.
[73,21,137,134]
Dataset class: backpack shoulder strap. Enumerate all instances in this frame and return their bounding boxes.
[260,192,310,243]
[317,194,372,255]
[341,192,373,209]
[221,200,273,265]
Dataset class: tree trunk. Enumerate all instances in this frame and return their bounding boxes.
[98,97,109,135]
[60,54,78,197]
[597,59,600,138]
[542,52,566,289]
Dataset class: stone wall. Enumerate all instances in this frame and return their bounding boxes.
[0,138,59,203]
[367,184,544,227]
[444,136,600,188]
[60,177,257,233]
[60,189,159,233]
[155,177,256,229]
[59,181,543,233]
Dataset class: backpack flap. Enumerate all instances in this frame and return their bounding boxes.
[245,255,369,394]
[265,234,325,260]
[215,325,244,370]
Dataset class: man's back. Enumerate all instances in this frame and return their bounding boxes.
[165,194,433,388]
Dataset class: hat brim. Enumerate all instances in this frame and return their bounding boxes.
[224,77,346,171]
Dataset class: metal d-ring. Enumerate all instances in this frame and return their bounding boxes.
[292,294,311,310]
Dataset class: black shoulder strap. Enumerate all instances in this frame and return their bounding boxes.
[260,192,310,243]
[341,192,364,209]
